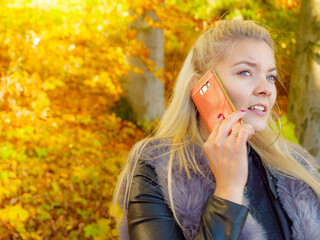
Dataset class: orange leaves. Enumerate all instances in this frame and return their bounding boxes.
[153,68,165,82]
[126,29,137,39]
[0,1,149,238]
[144,15,154,26]
[0,72,50,120]
[275,0,301,9]
[84,72,124,98]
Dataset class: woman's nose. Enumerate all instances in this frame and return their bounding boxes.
[260,88,272,96]
[254,77,272,96]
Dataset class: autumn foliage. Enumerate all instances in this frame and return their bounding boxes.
[0,0,301,239]
[0,1,146,239]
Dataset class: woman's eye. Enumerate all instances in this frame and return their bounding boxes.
[267,75,278,81]
[239,70,251,76]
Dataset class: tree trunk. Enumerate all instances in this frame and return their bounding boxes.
[287,0,320,162]
[124,10,165,123]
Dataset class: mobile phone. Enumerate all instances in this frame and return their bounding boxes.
[190,70,240,133]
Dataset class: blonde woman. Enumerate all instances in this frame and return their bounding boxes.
[113,19,320,240]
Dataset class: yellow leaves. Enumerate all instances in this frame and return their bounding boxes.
[0,186,10,203]
[62,114,75,122]
[132,67,144,74]
[83,217,117,239]
[43,77,65,91]
[0,1,149,238]
[72,166,99,183]
[275,0,301,9]
[8,180,21,194]
[144,15,154,27]
[84,72,123,99]
[37,208,52,221]
[31,92,50,111]
[126,29,137,39]
[26,232,42,240]
[29,186,37,194]
[30,72,42,86]
[153,68,164,81]
[0,204,30,223]
[0,170,22,204]
[136,7,144,15]
[1,71,51,118]
[21,193,33,203]
[51,182,61,194]
[105,75,119,94]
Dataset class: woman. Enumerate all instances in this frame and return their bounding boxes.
[113,19,320,240]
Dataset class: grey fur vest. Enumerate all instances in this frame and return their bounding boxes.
[119,142,320,240]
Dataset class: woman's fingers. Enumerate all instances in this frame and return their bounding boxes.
[215,110,247,140]
[205,110,254,157]
[205,111,249,156]
[207,113,225,141]
[235,124,255,151]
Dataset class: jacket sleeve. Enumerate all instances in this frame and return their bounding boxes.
[194,196,249,240]
[127,162,249,240]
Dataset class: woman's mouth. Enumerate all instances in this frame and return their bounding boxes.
[247,104,267,116]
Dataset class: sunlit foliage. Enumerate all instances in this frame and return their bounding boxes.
[0,0,145,239]
[0,0,300,239]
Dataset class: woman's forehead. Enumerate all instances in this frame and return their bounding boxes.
[217,39,276,68]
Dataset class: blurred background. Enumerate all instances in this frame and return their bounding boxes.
[0,0,319,239]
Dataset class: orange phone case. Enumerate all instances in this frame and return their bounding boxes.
[190,70,239,133]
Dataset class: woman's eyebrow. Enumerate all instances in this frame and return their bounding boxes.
[268,67,277,72]
[232,60,257,68]
[232,60,277,72]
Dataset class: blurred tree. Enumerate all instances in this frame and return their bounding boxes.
[123,1,165,123]
[287,0,320,162]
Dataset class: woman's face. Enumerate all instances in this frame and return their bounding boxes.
[201,39,277,135]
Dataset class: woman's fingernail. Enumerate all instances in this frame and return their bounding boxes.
[240,110,246,112]
[217,113,225,119]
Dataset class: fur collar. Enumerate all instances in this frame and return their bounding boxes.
[119,141,320,240]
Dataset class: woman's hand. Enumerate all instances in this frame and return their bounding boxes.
[203,110,255,204]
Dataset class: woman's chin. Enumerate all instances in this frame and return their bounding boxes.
[242,118,268,133]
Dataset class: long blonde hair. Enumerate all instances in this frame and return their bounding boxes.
[113,19,320,229]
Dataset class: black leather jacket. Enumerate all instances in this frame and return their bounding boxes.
[127,146,292,240]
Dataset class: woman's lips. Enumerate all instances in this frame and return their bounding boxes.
[248,109,267,116]
[247,104,267,116]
